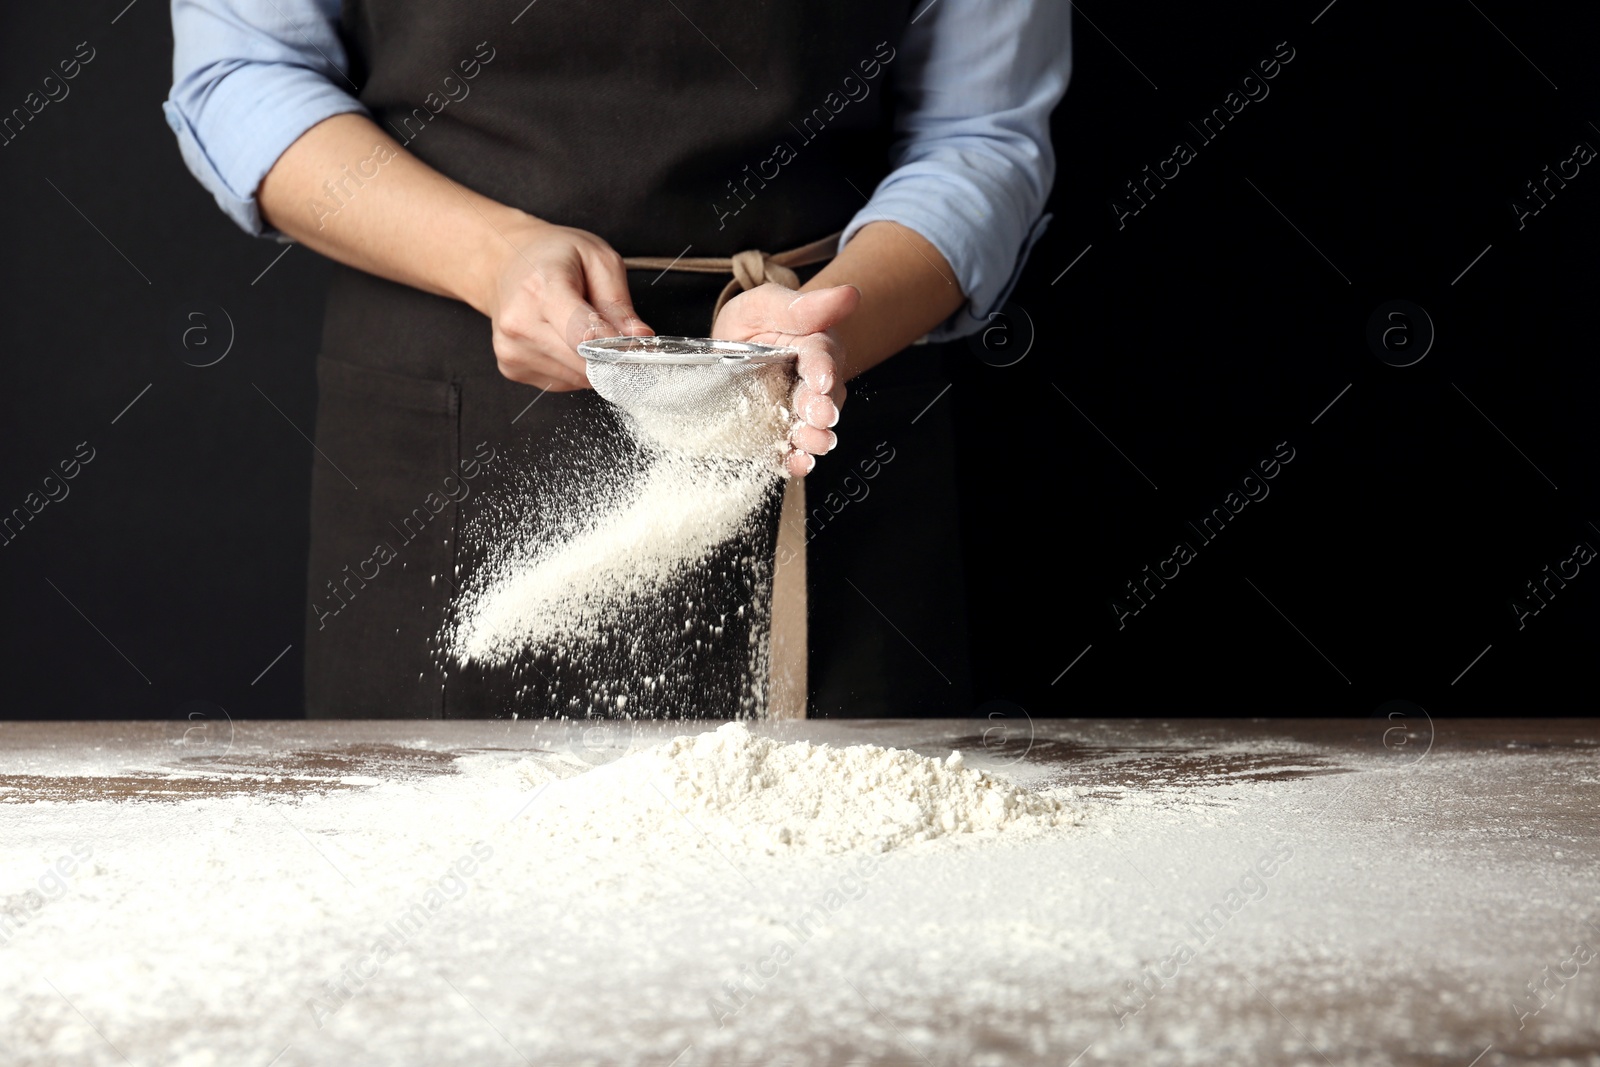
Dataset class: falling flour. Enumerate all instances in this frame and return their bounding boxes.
[448,358,794,670]
[509,722,1076,854]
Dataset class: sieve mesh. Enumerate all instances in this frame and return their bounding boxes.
[580,337,798,461]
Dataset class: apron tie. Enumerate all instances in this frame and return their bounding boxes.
[731,248,800,296]
[623,231,842,333]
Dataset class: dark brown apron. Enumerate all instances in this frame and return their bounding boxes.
[303,0,971,718]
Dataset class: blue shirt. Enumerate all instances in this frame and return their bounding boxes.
[164,0,1069,341]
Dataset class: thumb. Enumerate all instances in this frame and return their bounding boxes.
[781,284,861,335]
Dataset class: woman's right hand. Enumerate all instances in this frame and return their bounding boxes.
[483,217,653,391]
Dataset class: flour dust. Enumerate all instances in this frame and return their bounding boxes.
[444,359,795,718]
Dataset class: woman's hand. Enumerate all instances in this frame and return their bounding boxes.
[483,217,653,391]
[259,115,657,390]
[713,283,859,477]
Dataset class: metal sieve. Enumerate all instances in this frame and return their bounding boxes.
[579,336,799,458]
[578,336,799,367]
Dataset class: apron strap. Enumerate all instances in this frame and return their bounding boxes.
[623,231,843,332]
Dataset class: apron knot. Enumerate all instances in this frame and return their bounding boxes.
[730,248,801,293]
[622,231,841,332]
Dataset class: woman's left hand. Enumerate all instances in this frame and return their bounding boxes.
[712,283,859,478]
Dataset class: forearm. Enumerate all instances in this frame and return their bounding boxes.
[800,221,965,380]
[258,112,517,316]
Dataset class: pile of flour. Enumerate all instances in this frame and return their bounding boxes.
[449,361,793,666]
[510,722,1076,854]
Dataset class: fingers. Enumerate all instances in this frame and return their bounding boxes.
[791,382,839,430]
[493,321,591,389]
[716,284,853,401]
[785,306,838,393]
[784,284,860,336]
[496,350,589,389]
[579,242,652,337]
[715,282,860,341]
[523,377,588,393]
[488,226,652,391]
[785,375,846,479]
[789,422,836,456]
[530,323,592,386]
[710,282,858,480]
[544,281,612,354]
[784,325,842,416]
[498,360,589,390]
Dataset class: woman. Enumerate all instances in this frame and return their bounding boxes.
[165,0,1069,718]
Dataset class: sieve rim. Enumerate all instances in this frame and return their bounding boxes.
[577,335,799,365]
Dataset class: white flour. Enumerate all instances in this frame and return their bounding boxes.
[5,724,1598,1066]
[589,359,796,461]
[448,362,793,669]
[510,722,1074,854]
[450,457,775,662]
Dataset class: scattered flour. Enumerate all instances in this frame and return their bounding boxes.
[448,360,794,668]
[511,722,1075,854]
[6,724,1597,1066]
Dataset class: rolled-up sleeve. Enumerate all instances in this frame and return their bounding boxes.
[164,0,365,236]
[842,1,1071,341]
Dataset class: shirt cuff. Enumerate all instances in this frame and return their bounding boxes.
[165,67,365,237]
[840,181,1051,344]
[932,212,1050,343]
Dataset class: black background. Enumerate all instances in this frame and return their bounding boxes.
[1,1,1594,720]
